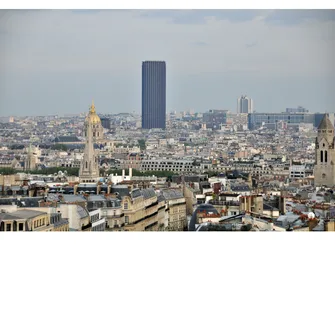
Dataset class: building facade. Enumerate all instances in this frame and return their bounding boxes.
[237,95,253,114]
[142,61,166,129]
[314,114,335,187]
[248,112,331,130]
[202,110,228,130]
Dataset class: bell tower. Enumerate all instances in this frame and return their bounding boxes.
[314,114,335,187]
[79,101,100,183]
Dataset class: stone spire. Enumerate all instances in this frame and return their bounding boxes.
[79,103,100,183]
[318,114,334,131]
[317,114,334,145]
[25,142,36,171]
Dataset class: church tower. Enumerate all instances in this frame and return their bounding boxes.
[79,101,100,183]
[25,143,37,171]
[314,114,335,187]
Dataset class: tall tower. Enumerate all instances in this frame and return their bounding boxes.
[237,95,253,114]
[25,143,37,171]
[79,101,100,183]
[142,61,166,129]
[314,114,335,187]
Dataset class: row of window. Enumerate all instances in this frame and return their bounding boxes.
[34,218,46,229]
[1,221,24,232]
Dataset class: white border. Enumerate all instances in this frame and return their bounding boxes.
[1,2,335,335]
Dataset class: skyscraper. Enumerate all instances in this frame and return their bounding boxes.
[237,95,254,114]
[142,61,166,129]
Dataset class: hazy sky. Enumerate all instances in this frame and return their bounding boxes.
[0,9,335,116]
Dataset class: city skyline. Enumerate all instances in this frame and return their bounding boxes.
[1,9,334,116]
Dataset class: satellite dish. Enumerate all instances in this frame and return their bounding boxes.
[308,212,315,219]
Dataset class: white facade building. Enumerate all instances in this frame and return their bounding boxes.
[237,95,254,114]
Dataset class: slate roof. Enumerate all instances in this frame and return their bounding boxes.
[161,189,183,200]
[0,209,46,221]
[141,188,156,199]
[318,114,334,130]
[110,185,131,198]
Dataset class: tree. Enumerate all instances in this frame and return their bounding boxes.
[138,139,146,150]
[0,168,16,175]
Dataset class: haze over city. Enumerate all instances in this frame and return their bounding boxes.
[1,9,335,116]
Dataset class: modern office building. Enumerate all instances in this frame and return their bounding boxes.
[237,95,254,114]
[202,110,228,129]
[142,61,166,129]
[100,117,111,129]
[286,106,309,113]
[247,112,332,130]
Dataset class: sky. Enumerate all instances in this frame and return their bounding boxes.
[0,9,335,116]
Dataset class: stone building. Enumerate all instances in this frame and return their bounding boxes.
[0,209,49,232]
[314,114,335,187]
[79,101,101,183]
[161,189,187,231]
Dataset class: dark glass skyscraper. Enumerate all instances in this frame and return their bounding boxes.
[142,61,166,129]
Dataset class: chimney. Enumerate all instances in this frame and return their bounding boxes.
[122,169,125,179]
[129,168,133,178]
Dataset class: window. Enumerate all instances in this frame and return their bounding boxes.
[125,216,129,224]
[19,223,24,231]
[124,202,128,210]
[325,151,328,163]
[321,150,323,163]
[6,224,11,232]
[0,221,4,231]
[13,221,17,231]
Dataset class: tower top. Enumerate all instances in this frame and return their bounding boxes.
[318,114,334,131]
[90,100,96,114]
[86,99,101,124]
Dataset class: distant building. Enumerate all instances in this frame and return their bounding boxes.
[100,117,111,130]
[202,110,228,129]
[142,61,166,129]
[0,116,14,123]
[237,95,253,114]
[248,112,332,130]
[314,114,335,187]
[286,106,309,113]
